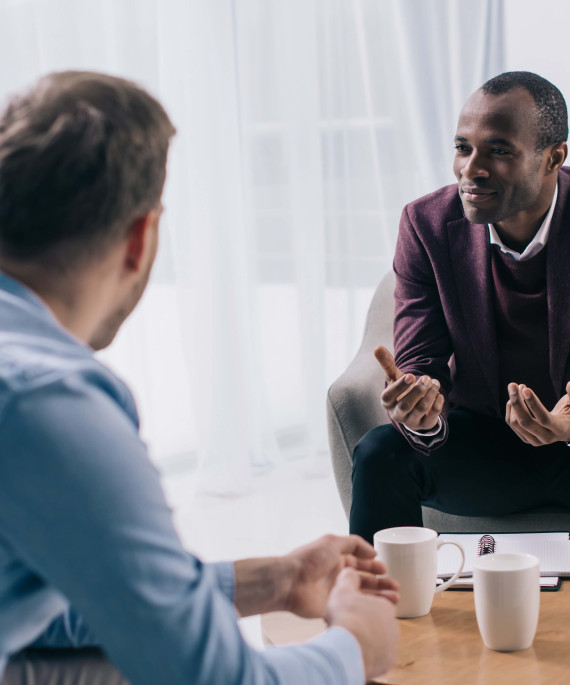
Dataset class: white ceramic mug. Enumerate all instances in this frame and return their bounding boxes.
[473,553,540,652]
[373,526,465,618]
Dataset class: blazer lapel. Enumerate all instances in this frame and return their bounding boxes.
[547,176,570,397]
[448,217,500,407]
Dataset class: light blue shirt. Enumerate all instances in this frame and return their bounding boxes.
[0,273,364,685]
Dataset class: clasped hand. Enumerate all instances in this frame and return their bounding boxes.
[284,534,399,618]
[375,346,444,431]
[234,534,400,679]
[287,535,400,679]
[505,381,570,446]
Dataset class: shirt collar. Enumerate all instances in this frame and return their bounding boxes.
[0,270,91,350]
[0,270,48,311]
[488,183,558,261]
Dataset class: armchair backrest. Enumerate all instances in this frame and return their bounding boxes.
[326,270,395,517]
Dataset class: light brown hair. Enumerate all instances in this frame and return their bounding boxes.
[0,71,176,270]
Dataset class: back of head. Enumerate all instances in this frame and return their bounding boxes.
[0,71,175,271]
[481,71,568,151]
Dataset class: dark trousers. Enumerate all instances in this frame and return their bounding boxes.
[349,408,570,544]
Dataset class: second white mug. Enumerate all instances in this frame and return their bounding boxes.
[473,552,540,652]
[374,526,465,618]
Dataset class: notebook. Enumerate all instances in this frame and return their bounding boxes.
[437,532,570,578]
[436,574,561,591]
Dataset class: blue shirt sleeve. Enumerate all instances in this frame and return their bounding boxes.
[208,561,236,602]
[30,607,98,648]
[0,376,365,685]
[31,561,235,649]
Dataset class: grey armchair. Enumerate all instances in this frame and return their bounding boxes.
[327,270,570,533]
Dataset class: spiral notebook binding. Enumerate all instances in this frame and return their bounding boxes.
[477,534,496,556]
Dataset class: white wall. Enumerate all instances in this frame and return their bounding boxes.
[504,0,570,104]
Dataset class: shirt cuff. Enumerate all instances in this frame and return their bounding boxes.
[261,626,365,685]
[404,416,443,437]
[208,561,235,603]
[310,627,365,685]
[402,416,447,449]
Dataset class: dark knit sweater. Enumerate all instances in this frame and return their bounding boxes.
[491,245,557,410]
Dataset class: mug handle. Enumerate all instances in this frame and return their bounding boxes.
[434,541,465,594]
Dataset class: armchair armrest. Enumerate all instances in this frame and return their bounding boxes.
[327,271,395,517]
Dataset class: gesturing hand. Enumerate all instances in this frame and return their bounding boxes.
[326,568,400,680]
[506,381,570,446]
[284,534,399,619]
[375,346,444,431]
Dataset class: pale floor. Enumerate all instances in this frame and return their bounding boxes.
[161,460,349,649]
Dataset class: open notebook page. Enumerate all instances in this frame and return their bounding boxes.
[437,532,570,577]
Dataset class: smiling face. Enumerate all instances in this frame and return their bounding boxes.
[453,88,553,228]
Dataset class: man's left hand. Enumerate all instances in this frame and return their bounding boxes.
[283,534,399,618]
[505,381,570,446]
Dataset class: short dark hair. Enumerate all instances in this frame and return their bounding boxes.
[481,71,568,151]
[0,71,175,269]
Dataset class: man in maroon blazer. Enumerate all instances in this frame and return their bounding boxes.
[350,71,570,543]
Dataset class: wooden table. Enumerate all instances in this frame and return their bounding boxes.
[262,582,570,684]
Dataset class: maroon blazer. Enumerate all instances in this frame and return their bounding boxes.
[392,167,570,450]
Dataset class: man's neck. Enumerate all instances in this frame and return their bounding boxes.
[493,222,544,254]
[0,259,116,347]
[493,184,557,254]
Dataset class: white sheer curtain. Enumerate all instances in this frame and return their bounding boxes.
[0,0,503,492]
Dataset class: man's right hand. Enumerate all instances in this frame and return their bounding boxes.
[375,346,443,431]
[326,568,400,680]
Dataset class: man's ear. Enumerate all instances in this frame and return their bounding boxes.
[124,210,158,273]
[546,142,568,173]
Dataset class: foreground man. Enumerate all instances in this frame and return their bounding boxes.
[350,71,570,543]
[0,72,399,684]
